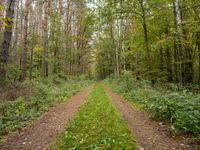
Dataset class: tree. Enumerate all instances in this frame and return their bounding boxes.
[20,0,30,81]
[41,0,48,77]
[12,0,19,64]
[0,0,15,81]
[94,0,200,85]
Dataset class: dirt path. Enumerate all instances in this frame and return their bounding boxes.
[0,85,93,150]
[104,86,197,150]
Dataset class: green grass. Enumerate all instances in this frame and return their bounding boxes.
[51,84,136,150]
[0,76,91,140]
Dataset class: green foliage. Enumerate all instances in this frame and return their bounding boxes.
[0,5,5,30]
[0,77,91,140]
[0,5,4,11]
[106,76,200,141]
[32,45,42,68]
[51,84,136,149]
[5,64,21,82]
[94,0,200,84]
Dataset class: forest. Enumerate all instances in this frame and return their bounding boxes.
[0,0,200,150]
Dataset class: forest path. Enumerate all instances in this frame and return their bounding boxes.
[104,86,197,150]
[0,85,93,150]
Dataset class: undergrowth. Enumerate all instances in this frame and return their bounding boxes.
[105,71,200,141]
[0,75,91,140]
[51,84,136,150]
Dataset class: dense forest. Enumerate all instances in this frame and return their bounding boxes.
[95,0,200,85]
[0,0,200,149]
[0,0,94,83]
[0,0,200,84]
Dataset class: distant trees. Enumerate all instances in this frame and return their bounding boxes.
[95,0,200,85]
[0,0,94,83]
[1,0,199,85]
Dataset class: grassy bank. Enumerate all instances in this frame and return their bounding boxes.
[0,76,91,140]
[105,72,200,141]
[51,84,136,150]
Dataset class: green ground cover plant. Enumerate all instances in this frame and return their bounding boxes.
[0,76,91,140]
[51,84,136,150]
[105,72,200,141]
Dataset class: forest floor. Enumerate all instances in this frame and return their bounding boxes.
[0,83,199,150]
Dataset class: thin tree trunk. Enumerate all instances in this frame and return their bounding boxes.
[0,0,15,81]
[173,0,184,83]
[41,0,48,77]
[58,0,62,19]
[29,22,35,80]
[164,25,173,82]
[193,1,200,83]
[20,0,30,81]
[140,0,151,74]
[110,21,117,78]
[64,0,72,75]
[12,0,19,64]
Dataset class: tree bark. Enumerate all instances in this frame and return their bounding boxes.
[20,0,30,81]
[41,0,48,77]
[0,0,15,81]
[29,17,35,80]
[193,1,200,83]
[12,0,19,64]
[58,0,62,19]
[140,0,151,74]
[172,0,184,83]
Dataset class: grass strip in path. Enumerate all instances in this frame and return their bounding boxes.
[51,84,136,150]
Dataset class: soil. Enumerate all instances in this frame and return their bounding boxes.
[104,86,199,150]
[0,85,93,150]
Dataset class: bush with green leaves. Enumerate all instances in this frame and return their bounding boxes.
[0,76,91,140]
[105,75,200,141]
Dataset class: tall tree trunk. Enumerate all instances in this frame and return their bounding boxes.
[140,0,151,75]
[20,0,30,81]
[172,0,184,83]
[110,21,117,78]
[64,0,72,75]
[29,19,35,80]
[41,0,48,77]
[165,26,173,82]
[120,0,126,71]
[12,0,19,63]
[159,44,163,73]
[0,0,15,81]
[180,0,193,84]
[193,1,200,83]
[58,0,62,19]
[35,0,43,37]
